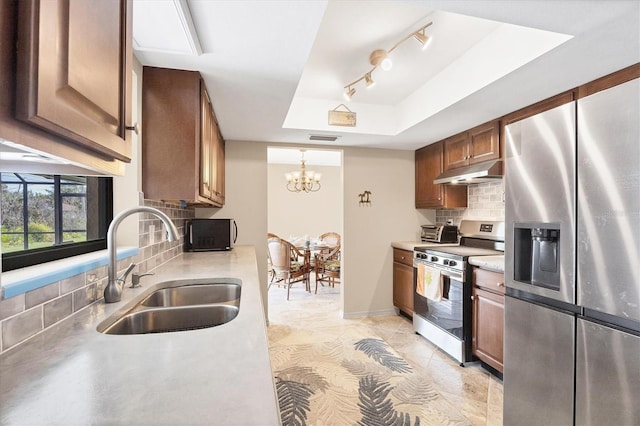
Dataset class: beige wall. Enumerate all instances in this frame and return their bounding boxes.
[195,141,269,313]
[199,141,436,319]
[341,147,435,317]
[267,163,342,239]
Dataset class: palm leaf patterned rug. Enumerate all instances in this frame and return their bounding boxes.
[270,336,471,426]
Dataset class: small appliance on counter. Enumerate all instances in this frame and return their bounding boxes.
[185,219,237,251]
[420,225,458,243]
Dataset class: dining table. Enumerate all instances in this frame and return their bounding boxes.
[295,242,333,252]
[294,242,338,276]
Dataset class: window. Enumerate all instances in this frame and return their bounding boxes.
[1,173,112,271]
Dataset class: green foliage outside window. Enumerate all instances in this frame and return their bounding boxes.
[1,174,88,253]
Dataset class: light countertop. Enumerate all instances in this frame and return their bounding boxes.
[469,255,505,273]
[0,246,280,425]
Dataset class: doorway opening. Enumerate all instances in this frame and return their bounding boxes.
[266,147,344,309]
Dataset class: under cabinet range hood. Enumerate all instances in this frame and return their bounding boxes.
[433,159,503,184]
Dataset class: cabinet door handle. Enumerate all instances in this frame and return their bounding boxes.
[471,295,475,300]
[497,282,504,287]
[125,122,139,135]
[400,256,405,260]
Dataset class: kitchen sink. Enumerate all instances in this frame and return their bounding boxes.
[140,283,240,307]
[101,305,239,335]
[97,278,241,335]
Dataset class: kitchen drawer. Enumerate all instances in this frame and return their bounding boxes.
[473,267,505,294]
[393,249,413,267]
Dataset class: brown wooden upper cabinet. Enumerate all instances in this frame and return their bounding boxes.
[415,142,467,209]
[142,67,225,207]
[200,87,225,206]
[15,0,133,163]
[444,121,500,171]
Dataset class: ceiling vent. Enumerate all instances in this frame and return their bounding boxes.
[309,135,339,142]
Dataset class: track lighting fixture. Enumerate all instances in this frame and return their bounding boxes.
[342,21,433,100]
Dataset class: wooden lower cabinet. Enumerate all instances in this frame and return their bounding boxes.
[471,267,505,373]
[393,248,414,316]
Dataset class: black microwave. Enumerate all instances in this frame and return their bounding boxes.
[185,219,237,251]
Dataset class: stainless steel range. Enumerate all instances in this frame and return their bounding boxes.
[413,220,504,365]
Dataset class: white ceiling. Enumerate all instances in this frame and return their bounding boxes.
[133,0,640,151]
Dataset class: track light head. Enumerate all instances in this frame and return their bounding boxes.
[364,72,375,88]
[369,49,392,71]
[413,29,431,50]
[344,86,356,101]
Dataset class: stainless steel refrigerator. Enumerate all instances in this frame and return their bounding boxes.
[503,78,640,425]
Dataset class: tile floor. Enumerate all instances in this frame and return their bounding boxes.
[267,279,504,425]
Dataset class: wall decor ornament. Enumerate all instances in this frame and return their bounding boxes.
[358,190,372,206]
[328,104,356,127]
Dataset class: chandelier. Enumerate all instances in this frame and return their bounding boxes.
[285,150,321,193]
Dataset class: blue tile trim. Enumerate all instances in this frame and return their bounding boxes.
[2,248,139,299]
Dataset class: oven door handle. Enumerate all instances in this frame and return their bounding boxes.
[414,261,464,282]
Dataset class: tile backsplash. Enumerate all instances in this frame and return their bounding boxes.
[0,200,194,354]
[436,181,505,225]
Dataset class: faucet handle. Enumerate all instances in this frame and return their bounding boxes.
[131,272,155,288]
[117,263,136,285]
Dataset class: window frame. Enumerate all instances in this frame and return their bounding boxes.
[1,176,113,272]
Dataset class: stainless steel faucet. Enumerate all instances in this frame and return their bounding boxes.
[104,206,180,303]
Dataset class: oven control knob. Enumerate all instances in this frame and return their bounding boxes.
[449,260,457,267]
[430,256,438,262]
[443,259,450,265]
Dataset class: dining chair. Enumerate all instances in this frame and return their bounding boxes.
[267,233,280,283]
[314,245,341,293]
[267,235,310,300]
[319,232,341,247]
[313,232,341,271]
